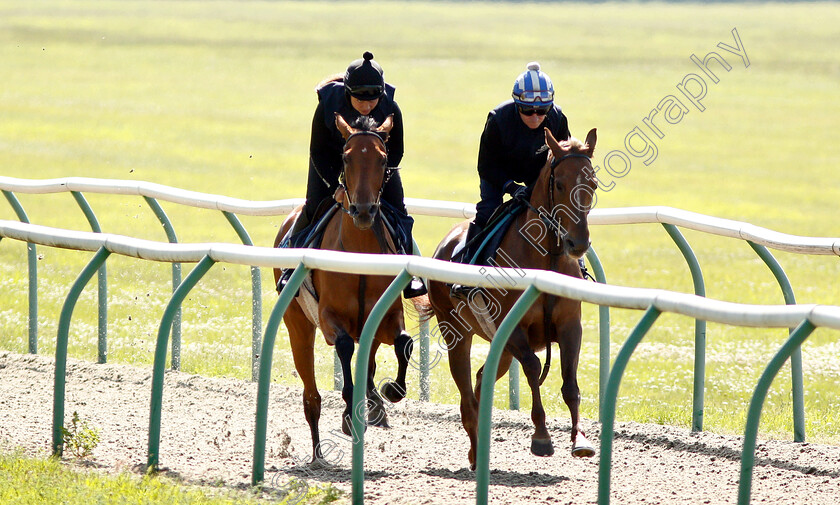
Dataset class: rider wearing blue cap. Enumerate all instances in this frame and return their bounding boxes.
[452,62,589,295]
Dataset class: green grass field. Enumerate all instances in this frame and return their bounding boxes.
[1,0,839,480]
[0,450,339,505]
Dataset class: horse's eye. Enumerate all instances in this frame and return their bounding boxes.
[555,181,565,193]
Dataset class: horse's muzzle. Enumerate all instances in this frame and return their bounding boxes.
[565,237,591,259]
[349,202,379,230]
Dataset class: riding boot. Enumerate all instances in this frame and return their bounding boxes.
[400,228,428,299]
[277,210,313,294]
[449,221,484,299]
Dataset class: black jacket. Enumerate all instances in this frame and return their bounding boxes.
[476,100,570,189]
[309,80,404,188]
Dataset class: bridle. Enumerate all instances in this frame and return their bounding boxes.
[337,131,395,217]
[518,151,593,256]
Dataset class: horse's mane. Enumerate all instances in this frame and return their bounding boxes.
[351,115,379,132]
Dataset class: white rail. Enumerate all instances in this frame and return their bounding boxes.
[2,176,838,256]
[2,220,839,331]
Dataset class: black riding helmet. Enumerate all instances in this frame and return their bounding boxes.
[344,51,385,101]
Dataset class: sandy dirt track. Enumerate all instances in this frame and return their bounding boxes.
[0,351,838,504]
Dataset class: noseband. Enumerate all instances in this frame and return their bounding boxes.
[338,131,395,216]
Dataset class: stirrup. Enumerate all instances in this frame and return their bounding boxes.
[403,277,427,299]
[276,268,300,296]
[449,283,475,300]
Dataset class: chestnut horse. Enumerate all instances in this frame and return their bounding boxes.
[423,128,598,469]
[273,113,413,465]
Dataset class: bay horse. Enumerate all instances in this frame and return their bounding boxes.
[273,113,414,466]
[423,127,598,469]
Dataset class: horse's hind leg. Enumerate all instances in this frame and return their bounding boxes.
[443,330,479,469]
[507,327,554,457]
[474,351,513,402]
[558,320,594,457]
[380,331,413,403]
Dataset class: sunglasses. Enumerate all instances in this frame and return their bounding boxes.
[518,104,551,116]
[347,84,383,101]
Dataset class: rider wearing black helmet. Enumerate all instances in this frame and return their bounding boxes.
[302,51,406,227]
[280,51,425,297]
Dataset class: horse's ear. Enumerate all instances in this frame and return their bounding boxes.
[544,127,563,156]
[335,112,355,140]
[376,114,395,140]
[584,128,597,157]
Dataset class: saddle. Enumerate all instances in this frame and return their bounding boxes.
[281,198,415,255]
[452,199,528,265]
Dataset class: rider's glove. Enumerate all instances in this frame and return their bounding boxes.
[503,180,531,201]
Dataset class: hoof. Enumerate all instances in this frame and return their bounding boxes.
[572,433,595,458]
[309,457,333,471]
[530,437,555,457]
[341,413,366,437]
[367,409,391,429]
[380,381,406,403]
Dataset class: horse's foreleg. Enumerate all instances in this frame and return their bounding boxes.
[365,341,390,428]
[380,331,413,403]
[286,311,322,463]
[334,331,357,438]
[507,328,554,457]
[558,320,594,457]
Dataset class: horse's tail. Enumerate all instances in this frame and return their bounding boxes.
[410,294,435,324]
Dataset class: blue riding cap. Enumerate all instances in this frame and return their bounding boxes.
[512,62,555,106]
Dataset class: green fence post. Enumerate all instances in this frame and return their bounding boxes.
[222,211,263,382]
[70,192,108,364]
[585,245,610,421]
[476,285,540,505]
[418,317,431,402]
[508,359,520,410]
[662,224,706,432]
[738,319,815,505]
[598,306,662,505]
[411,239,431,402]
[351,270,412,505]
[52,247,111,456]
[147,256,215,472]
[747,241,805,442]
[252,263,309,487]
[2,190,38,354]
[143,197,183,371]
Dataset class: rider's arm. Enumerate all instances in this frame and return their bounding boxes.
[476,114,508,189]
[385,104,404,168]
[309,101,340,185]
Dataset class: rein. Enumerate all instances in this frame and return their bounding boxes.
[542,151,591,386]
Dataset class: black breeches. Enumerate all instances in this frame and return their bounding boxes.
[475,178,504,228]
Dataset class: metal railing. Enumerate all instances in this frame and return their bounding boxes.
[1,220,838,505]
[4,176,839,432]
